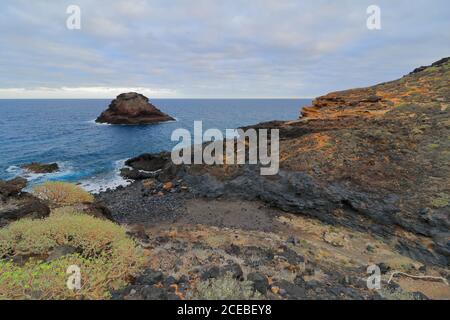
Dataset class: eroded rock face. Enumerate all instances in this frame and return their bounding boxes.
[96,92,175,125]
[0,178,50,227]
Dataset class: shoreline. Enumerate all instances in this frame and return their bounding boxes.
[1,58,449,300]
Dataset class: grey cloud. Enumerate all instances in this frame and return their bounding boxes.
[0,0,449,98]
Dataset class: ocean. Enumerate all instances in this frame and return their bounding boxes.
[0,99,310,192]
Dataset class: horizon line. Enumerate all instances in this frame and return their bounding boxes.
[0,97,314,100]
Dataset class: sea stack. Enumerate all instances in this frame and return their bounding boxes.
[96,92,175,125]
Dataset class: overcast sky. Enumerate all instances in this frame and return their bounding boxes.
[0,0,449,98]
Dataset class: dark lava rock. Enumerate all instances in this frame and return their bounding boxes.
[0,177,27,198]
[140,286,169,300]
[273,280,307,300]
[177,275,189,284]
[126,225,150,243]
[200,266,221,280]
[46,245,79,261]
[125,152,172,172]
[279,247,305,265]
[96,92,174,125]
[329,286,366,299]
[225,244,241,256]
[378,262,391,274]
[386,281,402,294]
[287,236,299,246]
[0,178,50,227]
[120,152,182,182]
[305,280,322,290]
[112,268,183,301]
[21,162,59,174]
[135,269,164,285]
[72,201,115,221]
[410,57,450,74]
[294,275,307,286]
[361,95,381,103]
[120,168,155,180]
[247,272,269,294]
[411,291,429,300]
[200,263,244,281]
[119,285,176,300]
[164,276,177,287]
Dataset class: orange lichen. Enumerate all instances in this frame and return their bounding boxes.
[170,284,185,300]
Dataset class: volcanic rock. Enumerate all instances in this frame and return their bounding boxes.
[96,92,174,125]
[0,178,50,227]
[0,177,27,197]
[21,162,59,174]
[70,201,115,221]
[247,272,269,294]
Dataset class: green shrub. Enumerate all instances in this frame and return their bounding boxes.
[431,193,450,208]
[427,143,440,150]
[191,272,262,300]
[32,182,94,208]
[0,213,145,300]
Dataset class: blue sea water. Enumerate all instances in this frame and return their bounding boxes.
[0,99,310,192]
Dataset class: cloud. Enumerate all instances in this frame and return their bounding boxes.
[0,87,177,99]
[0,0,449,98]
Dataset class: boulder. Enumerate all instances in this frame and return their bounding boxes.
[125,152,172,172]
[121,152,181,181]
[0,178,50,227]
[247,272,269,294]
[96,92,175,125]
[0,177,27,198]
[71,202,115,221]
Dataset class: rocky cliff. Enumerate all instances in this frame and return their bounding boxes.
[96,92,174,125]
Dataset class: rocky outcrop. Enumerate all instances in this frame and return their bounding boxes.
[0,178,50,227]
[21,162,59,174]
[69,202,115,222]
[301,57,449,120]
[96,92,174,125]
[120,152,179,181]
[0,177,27,197]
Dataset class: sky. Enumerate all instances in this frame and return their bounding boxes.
[0,0,449,99]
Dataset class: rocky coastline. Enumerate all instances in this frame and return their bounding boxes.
[96,58,450,299]
[1,58,449,300]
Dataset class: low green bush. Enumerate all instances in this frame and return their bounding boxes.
[191,272,262,300]
[0,213,145,300]
[431,193,450,208]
